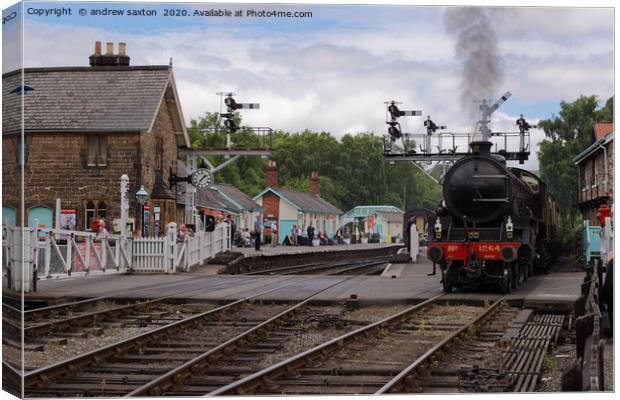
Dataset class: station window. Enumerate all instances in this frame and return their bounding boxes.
[85,202,96,230]
[85,201,107,230]
[97,201,107,220]
[87,135,107,167]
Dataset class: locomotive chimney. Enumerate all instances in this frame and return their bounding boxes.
[470,140,492,156]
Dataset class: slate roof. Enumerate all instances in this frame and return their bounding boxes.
[375,211,404,223]
[342,205,404,218]
[195,187,239,213]
[255,187,342,215]
[2,66,178,135]
[215,183,262,211]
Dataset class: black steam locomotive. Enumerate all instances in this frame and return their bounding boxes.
[427,140,562,293]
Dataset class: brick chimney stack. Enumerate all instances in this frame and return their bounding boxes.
[89,41,130,67]
[266,160,279,188]
[310,171,320,196]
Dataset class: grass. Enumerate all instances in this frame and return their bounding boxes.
[542,354,554,372]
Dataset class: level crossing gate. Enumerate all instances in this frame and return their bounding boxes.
[2,220,231,292]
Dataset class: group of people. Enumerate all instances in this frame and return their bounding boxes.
[287,224,318,246]
[231,218,277,250]
[231,218,343,251]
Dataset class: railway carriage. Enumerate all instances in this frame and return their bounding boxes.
[427,141,562,293]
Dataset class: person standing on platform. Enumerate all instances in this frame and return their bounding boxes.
[254,217,262,251]
[307,224,315,246]
[290,225,297,246]
[297,225,303,246]
[226,214,235,248]
[263,218,270,245]
[271,220,278,246]
[405,215,415,253]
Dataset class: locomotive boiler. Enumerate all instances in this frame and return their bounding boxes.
[427,140,562,293]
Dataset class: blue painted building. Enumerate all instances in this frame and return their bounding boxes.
[341,205,404,243]
[252,161,342,239]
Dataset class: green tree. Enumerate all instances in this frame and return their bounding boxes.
[185,112,442,213]
[537,95,613,247]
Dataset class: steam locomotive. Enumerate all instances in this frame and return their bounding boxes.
[427,140,562,293]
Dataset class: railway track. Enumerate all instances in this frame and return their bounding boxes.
[3,277,266,344]
[241,256,391,276]
[197,296,508,396]
[21,278,356,397]
[379,312,565,394]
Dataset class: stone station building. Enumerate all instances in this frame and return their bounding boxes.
[2,42,191,235]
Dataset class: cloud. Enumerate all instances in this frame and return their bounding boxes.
[14,5,615,173]
[487,7,613,38]
[2,4,23,72]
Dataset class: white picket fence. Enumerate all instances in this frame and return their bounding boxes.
[131,223,229,273]
[2,221,231,289]
[132,236,171,273]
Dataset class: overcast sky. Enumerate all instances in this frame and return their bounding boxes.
[2,1,614,170]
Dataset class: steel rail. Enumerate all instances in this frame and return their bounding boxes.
[374,296,506,394]
[21,275,225,319]
[22,276,305,390]
[2,301,23,319]
[241,256,391,276]
[325,260,390,275]
[2,360,22,397]
[126,276,359,397]
[207,293,446,396]
[19,277,260,339]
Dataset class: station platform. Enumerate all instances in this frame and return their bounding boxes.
[235,242,400,257]
[22,258,584,312]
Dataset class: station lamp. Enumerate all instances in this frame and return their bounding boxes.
[136,185,148,236]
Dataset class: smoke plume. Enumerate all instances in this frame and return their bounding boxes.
[444,7,503,120]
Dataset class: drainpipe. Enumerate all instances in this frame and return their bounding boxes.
[595,140,609,194]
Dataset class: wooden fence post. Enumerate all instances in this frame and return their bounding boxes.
[66,232,73,275]
[168,223,177,273]
[44,232,51,277]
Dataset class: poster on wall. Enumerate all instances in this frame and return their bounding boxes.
[143,204,151,237]
[60,209,76,230]
[154,205,161,237]
[59,209,76,241]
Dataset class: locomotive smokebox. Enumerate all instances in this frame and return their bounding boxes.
[442,143,512,224]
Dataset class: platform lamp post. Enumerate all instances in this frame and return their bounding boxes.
[136,185,148,237]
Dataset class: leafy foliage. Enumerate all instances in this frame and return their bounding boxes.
[186,113,441,212]
[537,95,613,246]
